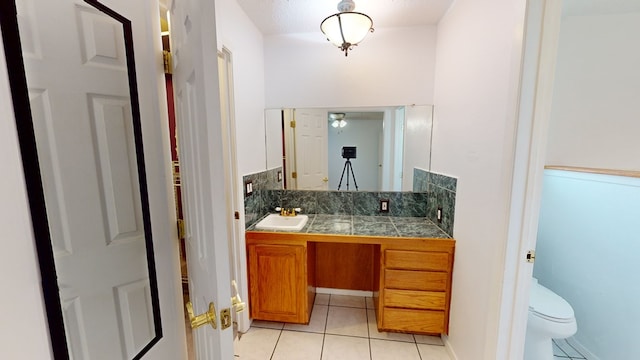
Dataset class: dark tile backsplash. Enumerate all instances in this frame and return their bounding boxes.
[243,167,457,237]
[414,168,457,236]
[413,168,429,192]
[242,167,283,227]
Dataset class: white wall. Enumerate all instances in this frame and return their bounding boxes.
[0,30,53,360]
[545,12,640,170]
[264,26,437,108]
[430,0,527,359]
[215,0,266,176]
[264,109,282,169]
[535,170,640,359]
[402,105,433,191]
[392,107,405,191]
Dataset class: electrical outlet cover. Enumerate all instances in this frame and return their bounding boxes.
[380,199,390,213]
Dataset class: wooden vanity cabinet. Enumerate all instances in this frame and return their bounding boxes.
[246,231,454,334]
[377,242,454,335]
[247,237,315,324]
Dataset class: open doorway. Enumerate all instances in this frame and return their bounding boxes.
[327,112,384,191]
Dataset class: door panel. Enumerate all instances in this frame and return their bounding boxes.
[295,108,329,190]
[170,0,235,358]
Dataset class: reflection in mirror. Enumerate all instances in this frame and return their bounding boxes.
[265,105,433,191]
[14,0,161,358]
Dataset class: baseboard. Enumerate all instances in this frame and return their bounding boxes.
[566,337,601,360]
[442,334,459,360]
[316,287,373,297]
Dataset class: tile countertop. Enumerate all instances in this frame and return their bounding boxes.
[247,214,451,239]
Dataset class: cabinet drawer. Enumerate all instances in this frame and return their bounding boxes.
[381,307,445,334]
[383,289,446,310]
[385,250,449,271]
[384,269,448,291]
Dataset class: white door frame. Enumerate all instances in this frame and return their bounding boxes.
[217,47,250,333]
[283,109,297,189]
[496,1,562,359]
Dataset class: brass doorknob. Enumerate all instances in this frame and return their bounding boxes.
[186,301,217,329]
[231,280,246,313]
[322,177,329,182]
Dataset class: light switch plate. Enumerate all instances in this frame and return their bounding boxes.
[277,170,282,182]
[245,181,253,196]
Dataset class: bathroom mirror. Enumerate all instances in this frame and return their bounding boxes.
[265,105,433,192]
[8,0,161,358]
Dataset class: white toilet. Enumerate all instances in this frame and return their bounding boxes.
[524,278,577,360]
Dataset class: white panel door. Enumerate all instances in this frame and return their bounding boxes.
[16,0,167,358]
[169,0,235,359]
[295,108,329,190]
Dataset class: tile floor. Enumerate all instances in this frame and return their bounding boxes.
[553,339,588,359]
[234,294,451,360]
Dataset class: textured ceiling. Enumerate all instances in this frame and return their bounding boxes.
[235,0,455,35]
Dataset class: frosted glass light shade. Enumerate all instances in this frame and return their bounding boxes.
[331,119,347,128]
[321,12,373,55]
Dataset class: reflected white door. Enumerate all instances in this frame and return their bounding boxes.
[17,0,168,358]
[295,108,329,190]
[170,0,235,359]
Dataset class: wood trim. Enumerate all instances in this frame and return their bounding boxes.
[545,165,640,179]
[246,231,455,252]
[307,242,316,315]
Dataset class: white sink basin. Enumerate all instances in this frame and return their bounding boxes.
[255,214,309,231]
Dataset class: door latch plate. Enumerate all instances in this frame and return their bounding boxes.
[220,308,232,330]
[526,250,536,263]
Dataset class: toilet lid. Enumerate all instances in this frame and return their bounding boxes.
[529,282,574,321]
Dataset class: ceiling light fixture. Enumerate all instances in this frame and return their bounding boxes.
[320,0,374,57]
[331,119,347,128]
[329,113,347,128]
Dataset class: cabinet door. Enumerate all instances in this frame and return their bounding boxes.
[248,244,306,323]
